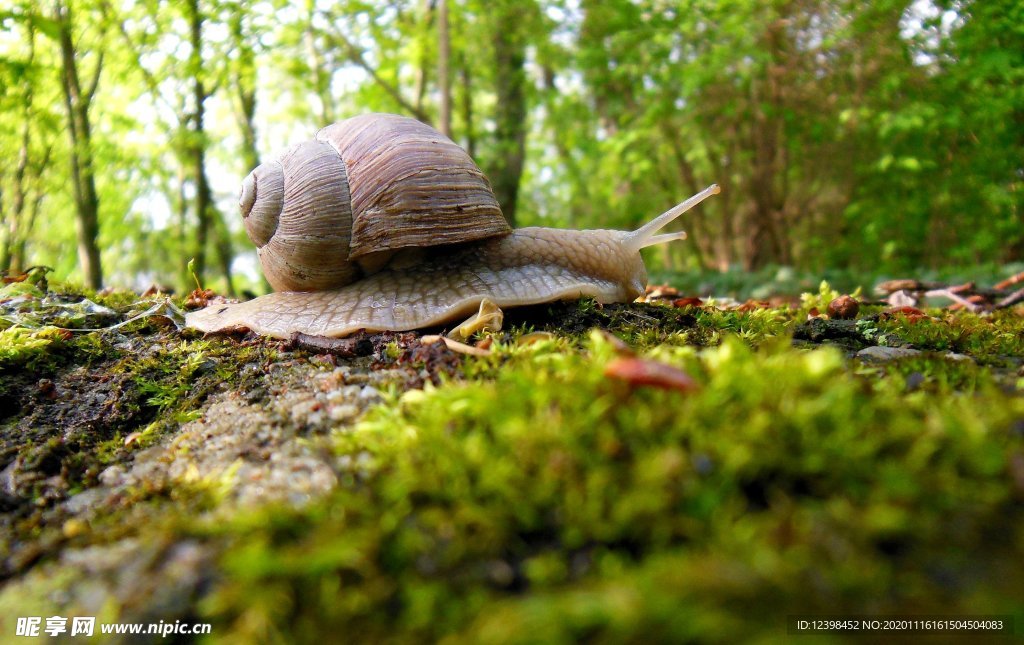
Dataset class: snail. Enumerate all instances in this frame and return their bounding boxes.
[185,113,719,339]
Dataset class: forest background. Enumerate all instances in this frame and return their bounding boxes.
[0,0,1020,296]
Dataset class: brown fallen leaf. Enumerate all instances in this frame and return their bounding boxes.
[2,265,52,288]
[672,297,704,308]
[596,329,636,356]
[736,299,771,312]
[185,288,222,309]
[882,306,929,323]
[886,306,926,316]
[517,331,556,346]
[603,357,698,393]
[141,284,174,298]
[645,284,680,299]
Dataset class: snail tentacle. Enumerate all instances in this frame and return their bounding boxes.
[623,184,720,252]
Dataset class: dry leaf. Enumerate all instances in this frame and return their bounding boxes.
[672,297,704,308]
[603,357,698,393]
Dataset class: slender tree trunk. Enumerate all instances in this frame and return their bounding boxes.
[459,51,476,158]
[213,214,236,296]
[12,191,45,275]
[176,161,189,289]
[5,122,31,274]
[437,0,451,137]
[188,0,210,287]
[0,181,9,274]
[56,0,103,288]
[187,0,235,295]
[745,17,790,269]
[229,8,259,173]
[663,121,712,270]
[3,21,36,274]
[711,135,738,270]
[486,1,529,226]
[413,0,431,117]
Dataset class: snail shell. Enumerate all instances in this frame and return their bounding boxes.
[240,113,511,291]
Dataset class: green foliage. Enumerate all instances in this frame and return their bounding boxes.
[1,0,1022,287]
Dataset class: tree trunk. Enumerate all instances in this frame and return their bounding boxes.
[459,51,476,158]
[4,120,31,274]
[437,0,451,137]
[175,161,189,289]
[662,120,712,270]
[0,181,9,274]
[229,8,259,173]
[413,0,432,116]
[744,18,790,270]
[56,0,103,289]
[13,192,45,275]
[187,0,235,295]
[3,20,37,275]
[486,1,529,226]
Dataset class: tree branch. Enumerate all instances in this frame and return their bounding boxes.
[101,0,177,115]
[84,50,104,103]
[321,18,430,123]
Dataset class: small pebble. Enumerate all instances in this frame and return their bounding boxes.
[857,346,921,361]
[827,295,860,319]
[358,386,382,403]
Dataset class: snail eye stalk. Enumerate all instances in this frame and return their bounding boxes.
[623,184,720,252]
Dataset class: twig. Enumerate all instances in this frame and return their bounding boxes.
[924,288,983,313]
[320,18,430,123]
[289,331,374,357]
[995,286,1024,310]
[994,270,1024,291]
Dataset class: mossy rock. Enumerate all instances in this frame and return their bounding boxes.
[0,283,1022,642]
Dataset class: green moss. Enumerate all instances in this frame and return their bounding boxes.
[501,299,793,352]
[199,335,1024,642]
[0,327,67,368]
[857,353,990,393]
[690,306,791,346]
[875,310,1024,359]
[3,285,1023,641]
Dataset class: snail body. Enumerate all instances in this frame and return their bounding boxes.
[186,114,719,339]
